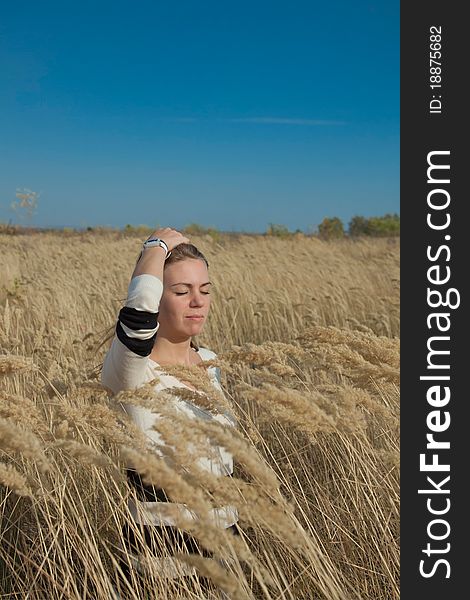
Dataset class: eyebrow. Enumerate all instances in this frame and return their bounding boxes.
[170,282,212,287]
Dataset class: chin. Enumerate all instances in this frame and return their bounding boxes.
[184,323,205,336]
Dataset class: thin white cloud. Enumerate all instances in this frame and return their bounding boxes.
[158,116,345,125]
[224,117,346,126]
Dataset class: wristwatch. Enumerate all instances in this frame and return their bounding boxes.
[142,237,171,258]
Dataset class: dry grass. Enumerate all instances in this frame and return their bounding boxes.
[0,231,399,599]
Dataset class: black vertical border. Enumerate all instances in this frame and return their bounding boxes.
[401,2,467,598]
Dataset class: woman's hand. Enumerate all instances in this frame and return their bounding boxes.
[132,228,189,280]
[147,227,189,251]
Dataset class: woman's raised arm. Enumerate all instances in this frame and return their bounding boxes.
[101,228,189,394]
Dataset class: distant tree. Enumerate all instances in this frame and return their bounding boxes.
[368,213,400,237]
[318,217,345,239]
[348,213,400,237]
[10,188,39,226]
[348,215,370,237]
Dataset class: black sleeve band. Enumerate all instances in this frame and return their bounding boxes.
[118,306,158,330]
[116,321,157,357]
[115,306,158,357]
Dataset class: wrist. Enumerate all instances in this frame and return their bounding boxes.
[142,244,167,255]
[142,237,170,258]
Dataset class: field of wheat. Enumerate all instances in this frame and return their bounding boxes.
[0,230,399,600]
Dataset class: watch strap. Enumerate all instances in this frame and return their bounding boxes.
[143,237,170,257]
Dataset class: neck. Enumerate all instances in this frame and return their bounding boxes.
[151,335,196,366]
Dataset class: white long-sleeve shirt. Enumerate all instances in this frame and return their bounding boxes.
[101,273,238,530]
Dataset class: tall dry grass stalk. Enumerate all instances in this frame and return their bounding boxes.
[1,231,399,599]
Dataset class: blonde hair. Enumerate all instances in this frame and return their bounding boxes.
[135,242,209,270]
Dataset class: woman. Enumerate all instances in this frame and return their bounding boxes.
[101,227,239,596]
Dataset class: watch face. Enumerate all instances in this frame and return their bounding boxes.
[144,239,161,247]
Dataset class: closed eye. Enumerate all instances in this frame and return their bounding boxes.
[174,291,210,295]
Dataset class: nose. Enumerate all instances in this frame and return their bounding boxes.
[189,291,205,307]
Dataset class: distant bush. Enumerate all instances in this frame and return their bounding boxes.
[123,224,153,236]
[349,213,400,237]
[266,223,292,238]
[183,223,207,235]
[183,223,221,243]
[317,217,345,240]
[0,221,19,235]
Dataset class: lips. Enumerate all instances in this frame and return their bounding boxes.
[186,315,204,320]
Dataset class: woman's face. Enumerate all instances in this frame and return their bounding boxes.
[158,258,211,340]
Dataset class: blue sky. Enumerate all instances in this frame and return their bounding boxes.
[0,0,399,232]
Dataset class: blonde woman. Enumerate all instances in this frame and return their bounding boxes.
[101,227,239,596]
